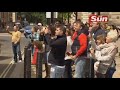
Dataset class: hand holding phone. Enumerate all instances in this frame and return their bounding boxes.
[66,52,72,56]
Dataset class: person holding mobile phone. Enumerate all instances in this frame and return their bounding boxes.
[6,25,22,63]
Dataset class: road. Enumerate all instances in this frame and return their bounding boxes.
[0,33,29,78]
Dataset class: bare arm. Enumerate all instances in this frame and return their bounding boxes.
[6,26,12,35]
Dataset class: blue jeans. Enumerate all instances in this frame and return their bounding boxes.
[47,51,50,63]
[50,64,65,78]
[74,59,86,78]
[106,67,116,78]
[12,42,22,62]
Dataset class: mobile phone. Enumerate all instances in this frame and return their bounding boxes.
[66,52,71,56]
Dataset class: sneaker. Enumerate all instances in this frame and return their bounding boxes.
[45,75,50,78]
[11,60,17,64]
[19,60,22,62]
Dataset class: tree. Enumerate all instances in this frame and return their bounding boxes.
[17,12,73,25]
[18,12,47,24]
[57,12,72,23]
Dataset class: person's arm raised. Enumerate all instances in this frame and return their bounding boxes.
[6,26,12,35]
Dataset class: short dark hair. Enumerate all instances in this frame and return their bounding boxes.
[74,20,85,28]
[66,28,72,36]
[14,25,19,30]
[56,25,66,34]
[74,20,84,26]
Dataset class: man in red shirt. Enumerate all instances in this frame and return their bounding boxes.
[71,20,88,78]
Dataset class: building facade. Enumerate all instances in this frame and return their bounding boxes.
[0,12,12,23]
[77,12,120,25]
[0,12,17,29]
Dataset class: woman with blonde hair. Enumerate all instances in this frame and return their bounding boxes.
[90,30,118,78]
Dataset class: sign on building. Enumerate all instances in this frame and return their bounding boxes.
[46,12,51,18]
[54,12,58,18]
[89,15,108,23]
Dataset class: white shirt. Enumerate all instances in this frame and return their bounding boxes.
[64,36,73,60]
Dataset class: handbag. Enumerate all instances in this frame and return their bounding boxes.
[97,60,114,75]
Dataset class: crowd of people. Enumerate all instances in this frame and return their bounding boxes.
[6,19,120,78]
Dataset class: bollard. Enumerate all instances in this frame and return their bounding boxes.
[89,58,94,78]
[26,49,31,78]
[36,51,43,78]
[84,58,90,78]
[24,46,28,78]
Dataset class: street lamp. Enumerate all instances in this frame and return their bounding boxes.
[54,12,58,24]
[46,12,58,25]
[75,12,78,20]
[51,12,54,24]
[46,12,51,25]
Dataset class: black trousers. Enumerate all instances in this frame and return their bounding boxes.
[64,59,73,78]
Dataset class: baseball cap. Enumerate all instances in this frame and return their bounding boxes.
[38,23,42,26]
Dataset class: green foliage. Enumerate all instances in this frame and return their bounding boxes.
[18,12,73,25]
[18,12,46,24]
[58,12,72,20]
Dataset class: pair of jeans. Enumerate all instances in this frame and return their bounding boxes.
[46,51,50,63]
[50,64,65,78]
[74,58,86,78]
[12,42,22,62]
[106,67,116,78]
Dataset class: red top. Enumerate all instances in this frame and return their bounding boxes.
[32,47,39,65]
[72,31,87,57]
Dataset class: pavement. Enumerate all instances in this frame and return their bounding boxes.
[9,63,24,78]
[31,64,46,78]
[0,33,29,78]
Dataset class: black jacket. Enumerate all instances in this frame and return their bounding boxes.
[44,34,51,52]
[46,34,67,66]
